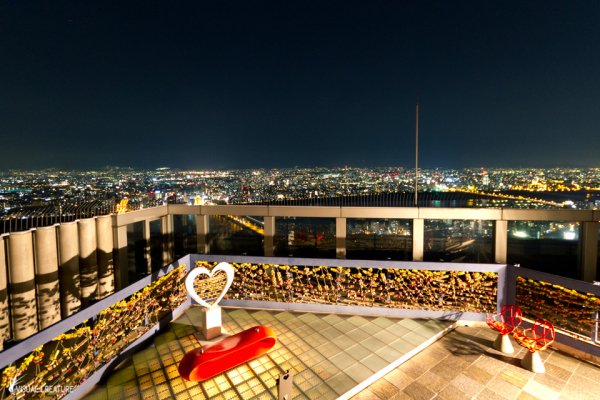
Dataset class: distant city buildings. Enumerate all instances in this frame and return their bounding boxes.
[1,167,599,224]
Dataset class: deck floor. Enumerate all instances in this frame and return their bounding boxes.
[84,306,452,399]
[351,325,600,400]
[84,307,600,399]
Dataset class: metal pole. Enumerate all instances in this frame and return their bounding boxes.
[415,98,419,206]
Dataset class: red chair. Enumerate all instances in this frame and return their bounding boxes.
[513,319,555,373]
[486,305,522,354]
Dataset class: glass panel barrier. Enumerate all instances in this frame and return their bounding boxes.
[508,221,580,279]
[173,214,197,258]
[346,219,412,260]
[274,217,336,258]
[208,215,264,256]
[423,220,493,263]
[149,219,163,272]
[126,221,147,287]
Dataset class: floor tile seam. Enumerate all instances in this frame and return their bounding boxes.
[271,332,338,399]
[441,382,479,400]
[485,368,508,390]
[342,322,459,400]
[562,365,596,388]
[413,369,455,396]
[469,376,495,400]
[563,360,579,389]
[439,339,506,396]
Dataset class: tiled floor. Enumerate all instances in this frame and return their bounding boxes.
[84,307,452,400]
[84,308,600,400]
[351,325,600,400]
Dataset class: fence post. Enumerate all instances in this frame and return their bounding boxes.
[412,218,424,261]
[494,220,508,264]
[264,216,275,257]
[580,221,599,282]
[336,217,346,259]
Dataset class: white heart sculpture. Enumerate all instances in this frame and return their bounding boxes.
[185,262,235,309]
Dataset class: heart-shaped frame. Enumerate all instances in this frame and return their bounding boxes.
[185,262,235,309]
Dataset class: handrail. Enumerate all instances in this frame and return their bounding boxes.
[510,265,600,357]
[2,252,600,398]
[191,254,507,320]
[509,265,600,297]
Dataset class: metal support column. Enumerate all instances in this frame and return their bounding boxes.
[581,221,599,282]
[336,217,346,259]
[412,218,424,261]
[264,216,275,257]
[144,220,151,274]
[162,215,172,267]
[495,220,508,264]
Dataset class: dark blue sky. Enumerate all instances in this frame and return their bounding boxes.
[1,1,599,170]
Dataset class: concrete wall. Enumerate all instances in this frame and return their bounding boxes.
[59,221,81,317]
[34,226,61,329]
[78,218,98,305]
[96,215,115,298]
[8,231,38,340]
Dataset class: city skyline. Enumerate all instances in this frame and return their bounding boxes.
[1,1,600,170]
[3,165,599,214]
[3,164,600,174]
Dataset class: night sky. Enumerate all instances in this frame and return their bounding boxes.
[1,1,599,170]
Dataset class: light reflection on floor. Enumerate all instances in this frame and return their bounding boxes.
[84,307,453,399]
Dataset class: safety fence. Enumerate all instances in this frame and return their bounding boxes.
[0,261,189,400]
[1,254,599,399]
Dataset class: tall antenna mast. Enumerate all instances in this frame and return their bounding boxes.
[415,98,419,206]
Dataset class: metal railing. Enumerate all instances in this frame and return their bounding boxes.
[0,258,191,400]
[506,265,600,357]
[2,252,600,399]
[1,204,599,351]
[192,254,507,321]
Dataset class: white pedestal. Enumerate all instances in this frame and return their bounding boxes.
[493,333,514,354]
[521,351,545,373]
[201,305,222,340]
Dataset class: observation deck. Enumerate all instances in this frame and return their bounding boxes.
[1,205,599,399]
